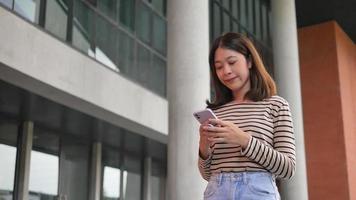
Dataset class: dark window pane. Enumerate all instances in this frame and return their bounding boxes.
[152,55,166,97]
[137,43,151,86]
[123,155,142,200]
[151,0,165,15]
[232,0,238,19]
[223,11,230,32]
[58,138,90,200]
[247,0,253,31]
[239,0,247,27]
[152,14,166,54]
[0,0,12,8]
[45,0,68,41]
[14,0,41,23]
[97,0,117,21]
[118,31,135,76]
[213,2,221,39]
[255,0,261,39]
[72,0,94,55]
[221,0,230,10]
[136,3,152,44]
[95,15,119,72]
[119,0,135,31]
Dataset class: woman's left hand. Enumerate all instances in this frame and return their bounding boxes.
[203,119,251,149]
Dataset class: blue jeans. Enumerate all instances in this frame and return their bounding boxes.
[204,172,280,200]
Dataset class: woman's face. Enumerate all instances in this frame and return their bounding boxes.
[214,47,251,95]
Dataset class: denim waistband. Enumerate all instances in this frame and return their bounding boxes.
[210,171,274,184]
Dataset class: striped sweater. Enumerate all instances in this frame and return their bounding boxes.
[198,96,296,180]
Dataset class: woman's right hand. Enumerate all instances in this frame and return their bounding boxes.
[199,123,211,159]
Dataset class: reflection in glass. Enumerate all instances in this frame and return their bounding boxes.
[0,144,16,199]
[45,0,68,41]
[72,0,94,55]
[0,0,12,8]
[119,0,135,31]
[152,55,166,97]
[123,170,141,200]
[103,166,120,200]
[58,139,90,200]
[118,31,135,75]
[14,0,41,23]
[152,14,166,54]
[151,0,165,15]
[95,15,119,72]
[213,2,221,40]
[122,155,141,200]
[97,0,117,20]
[29,150,59,199]
[136,3,151,44]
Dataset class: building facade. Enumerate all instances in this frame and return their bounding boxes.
[0,0,355,200]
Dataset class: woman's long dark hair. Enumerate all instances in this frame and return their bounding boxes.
[207,32,276,109]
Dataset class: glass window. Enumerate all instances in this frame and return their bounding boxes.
[151,160,165,200]
[212,2,221,39]
[0,121,18,200]
[103,166,120,200]
[239,0,247,27]
[261,2,268,42]
[29,150,59,199]
[118,30,135,76]
[223,11,230,32]
[119,0,135,31]
[29,128,59,200]
[122,155,142,200]
[232,0,238,19]
[45,0,69,41]
[136,3,152,44]
[152,55,166,97]
[152,14,166,54]
[102,146,121,200]
[95,15,119,72]
[14,0,41,23]
[221,0,230,10]
[151,0,165,15]
[58,138,90,200]
[137,43,151,87]
[97,0,117,21]
[254,0,261,39]
[0,0,13,8]
[247,0,254,32]
[72,0,94,56]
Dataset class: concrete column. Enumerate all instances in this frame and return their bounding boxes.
[143,157,152,200]
[271,0,309,199]
[14,121,34,200]
[167,0,210,199]
[89,142,102,200]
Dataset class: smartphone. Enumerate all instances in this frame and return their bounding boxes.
[193,108,218,126]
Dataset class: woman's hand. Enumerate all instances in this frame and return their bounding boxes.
[203,119,251,149]
[199,122,213,159]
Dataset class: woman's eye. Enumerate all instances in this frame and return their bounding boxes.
[228,61,236,65]
[215,66,223,70]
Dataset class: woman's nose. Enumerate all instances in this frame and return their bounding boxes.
[223,65,232,75]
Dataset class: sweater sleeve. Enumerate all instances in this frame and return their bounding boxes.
[241,99,296,179]
[198,150,212,181]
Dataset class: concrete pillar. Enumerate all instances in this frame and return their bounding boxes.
[89,142,102,200]
[13,121,34,200]
[167,0,210,199]
[271,0,309,199]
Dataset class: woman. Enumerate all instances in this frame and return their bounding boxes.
[198,32,296,200]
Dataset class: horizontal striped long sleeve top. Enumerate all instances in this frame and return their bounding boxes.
[198,96,296,181]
